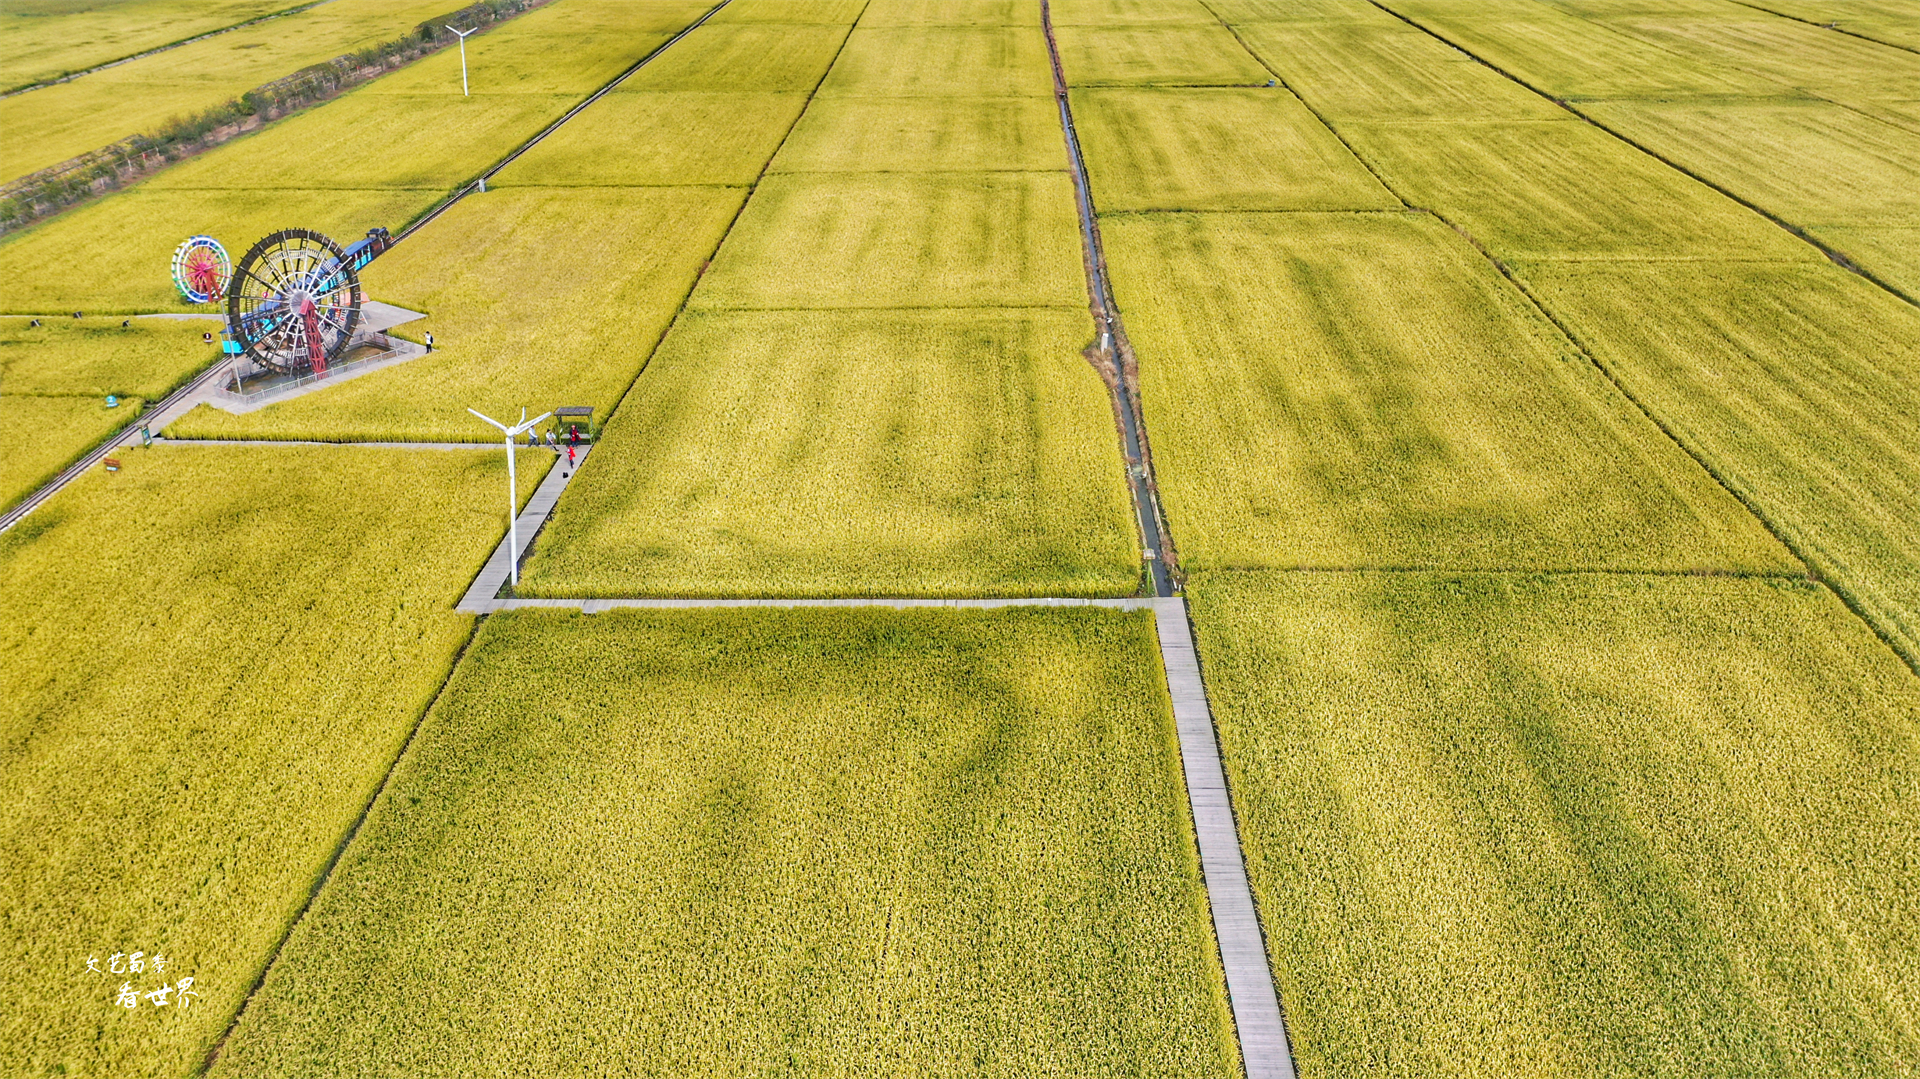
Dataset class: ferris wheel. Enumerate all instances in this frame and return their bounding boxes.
[170,235,230,304]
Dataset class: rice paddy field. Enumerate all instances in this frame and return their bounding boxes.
[1186,570,1920,1079]
[0,315,214,507]
[518,308,1139,598]
[4,0,1920,1075]
[0,392,137,510]
[0,444,548,1078]
[0,0,305,91]
[1100,210,1791,574]
[209,607,1240,1077]
[0,0,458,183]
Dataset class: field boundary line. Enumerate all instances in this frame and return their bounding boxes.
[1725,1,1920,58]
[0,0,332,98]
[199,616,483,1075]
[395,0,736,242]
[155,438,494,448]
[0,1,728,537]
[583,1,874,449]
[1200,0,1918,676]
[1365,0,1920,310]
[1041,0,1177,599]
[478,596,1154,612]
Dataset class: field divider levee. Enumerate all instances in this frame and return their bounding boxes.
[1198,0,1916,676]
[585,0,873,453]
[155,439,494,449]
[395,0,735,242]
[1724,0,1920,57]
[485,596,1156,612]
[1043,5,1295,1076]
[199,616,484,1076]
[0,2,730,538]
[1365,0,1920,311]
[0,1,333,99]
[1040,0,1177,600]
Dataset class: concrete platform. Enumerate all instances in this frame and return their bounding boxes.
[203,336,427,415]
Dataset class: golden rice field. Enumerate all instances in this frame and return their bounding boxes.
[209,607,1241,1077]
[1101,210,1792,575]
[519,308,1139,598]
[0,314,214,397]
[619,21,853,91]
[348,0,708,97]
[1055,23,1272,86]
[1545,0,1920,100]
[0,0,299,89]
[4,0,1920,1075]
[0,444,549,1078]
[861,0,1041,27]
[1228,17,1566,121]
[1738,0,1920,51]
[145,92,588,191]
[689,171,1086,309]
[169,185,746,442]
[0,393,136,511]
[0,0,457,183]
[1380,0,1786,99]
[1070,86,1397,212]
[819,25,1055,96]
[772,93,1063,172]
[0,315,215,508]
[1514,258,1920,666]
[1186,569,1920,1079]
[1333,118,1814,261]
[1371,0,1920,297]
[494,90,808,185]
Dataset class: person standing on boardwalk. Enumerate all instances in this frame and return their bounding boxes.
[565,442,576,477]
[424,331,434,352]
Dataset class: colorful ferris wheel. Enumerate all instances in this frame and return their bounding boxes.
[170,235,231,305]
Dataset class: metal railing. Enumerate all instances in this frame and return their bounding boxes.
[214,334,413,405]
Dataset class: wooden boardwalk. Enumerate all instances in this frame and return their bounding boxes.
[1152,598,1296,1078]
[456,444,591,613]
[453,465,1296,1076]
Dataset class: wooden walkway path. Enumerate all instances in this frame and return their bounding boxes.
[453,473,1297,1075]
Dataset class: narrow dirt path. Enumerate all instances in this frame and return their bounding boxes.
[1039,4,1299,1076]
[1040,0,1178,599]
